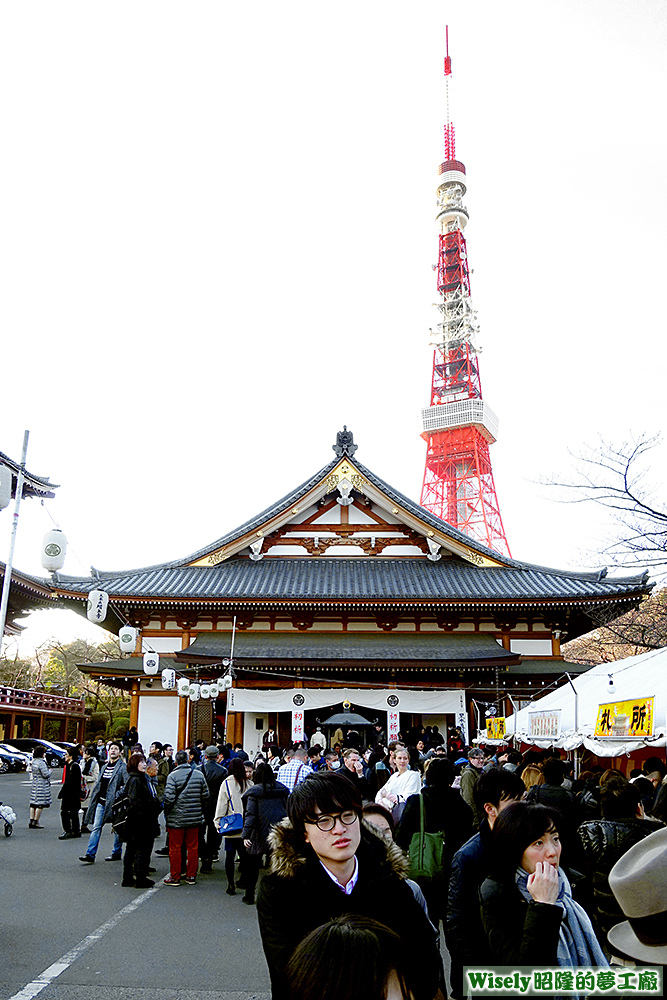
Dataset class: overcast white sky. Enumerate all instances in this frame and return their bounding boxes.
[2,1,666,655]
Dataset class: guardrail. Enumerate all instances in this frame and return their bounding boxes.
[0,686,86,717]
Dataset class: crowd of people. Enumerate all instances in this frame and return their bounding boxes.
[25,727,667,998]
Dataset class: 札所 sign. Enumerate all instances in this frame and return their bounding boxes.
[595,697,654,738]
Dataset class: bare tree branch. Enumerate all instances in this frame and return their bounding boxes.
[543,433,667,573]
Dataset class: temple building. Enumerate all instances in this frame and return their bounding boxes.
[39,431,651,753]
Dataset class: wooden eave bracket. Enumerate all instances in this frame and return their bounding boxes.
[188,456,510,569]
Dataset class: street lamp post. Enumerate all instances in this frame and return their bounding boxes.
[0,431,29,650]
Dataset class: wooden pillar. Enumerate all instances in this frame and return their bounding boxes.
[178,694,188,751]
[552,633,562,657]
[130,680,140,729]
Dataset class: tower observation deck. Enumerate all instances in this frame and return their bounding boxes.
[420,31,511,557]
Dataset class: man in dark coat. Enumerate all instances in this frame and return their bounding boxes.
[578,778,663,940]
[340,748,371,800]
[79,740,127,863]
[445,767,525,999]
[257,772,441,1000]
[199,745,228,873]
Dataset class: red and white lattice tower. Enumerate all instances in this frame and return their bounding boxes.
[420,29,511,557]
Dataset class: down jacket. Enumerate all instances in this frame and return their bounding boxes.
[578,815,664,937]
[257,818,442,1000]
[163,763,209,828]
[30,758,52,807]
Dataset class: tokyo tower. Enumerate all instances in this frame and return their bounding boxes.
[420,29,511,557]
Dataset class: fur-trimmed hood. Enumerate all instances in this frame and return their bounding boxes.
[267,816,409,880]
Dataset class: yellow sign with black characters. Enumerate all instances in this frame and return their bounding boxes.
[486,717,506,740]
[594,697,654,738]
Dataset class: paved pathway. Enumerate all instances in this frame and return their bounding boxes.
[0,773,271,1000]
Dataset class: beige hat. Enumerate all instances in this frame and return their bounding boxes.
[607,826,667,963]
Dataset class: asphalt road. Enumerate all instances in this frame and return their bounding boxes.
[0,771,271,1000]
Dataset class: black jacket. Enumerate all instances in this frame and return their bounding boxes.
[241,780,289,855]
[396,785,472,858]
[201,760,228,821]
[58,761,82,805]
[480,873,563,966]
[124,772,161,840]
[578,815,664,937]
[446,820,495,997]
[257,819,441,1000]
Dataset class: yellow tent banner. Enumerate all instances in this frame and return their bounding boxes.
[486,717,506,740]
[594,697,654,738]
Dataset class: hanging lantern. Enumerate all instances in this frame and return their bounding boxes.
[41,528,67,572]
[221,674,233,690]
[200,684,211,699]
[188,683,201,702]
[161,668,176,690]
[177,677,190,697]
[143,652,160,676]
[86,589,109,624]
[209,682,220,698]
[217,677,226,688]
[0,466,13,510]
[118,626,138,652]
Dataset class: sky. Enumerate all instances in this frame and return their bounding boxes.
[2,1,666,656]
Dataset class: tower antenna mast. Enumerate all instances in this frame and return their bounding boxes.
[419,29,511,556]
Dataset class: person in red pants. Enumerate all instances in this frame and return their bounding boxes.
[162,750,209,886]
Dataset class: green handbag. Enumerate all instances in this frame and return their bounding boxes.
[407,794,446,882]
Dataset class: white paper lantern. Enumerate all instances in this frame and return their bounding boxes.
[209,682,220,698]
[161,668,176,690]
[200,684,211,700]
[143,652,160,676]
[221,674,233,690]
[177,677,190,697]
[118,626,138,652]
[188,683,201,702]
[41,528,67,572]
[86,589,109,624]
[0,466,13,510]
[217,677,226,688]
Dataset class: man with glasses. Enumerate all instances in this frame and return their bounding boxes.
[256,771,442,1000]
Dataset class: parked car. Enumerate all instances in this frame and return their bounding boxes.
[10,738,67,769]
[0,748,28,773]
[0,744,31,771]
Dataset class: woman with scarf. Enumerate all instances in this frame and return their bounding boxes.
[480,801,607,969]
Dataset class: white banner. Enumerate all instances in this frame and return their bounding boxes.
[292,709,305,743]
[387,711,400,742]
[229,687,465,716]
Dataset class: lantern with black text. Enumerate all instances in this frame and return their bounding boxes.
[188,683,201,702]
[161,668,176,690]
[86,589,109,624]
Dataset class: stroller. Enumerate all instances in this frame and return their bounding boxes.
[0,802,16,836]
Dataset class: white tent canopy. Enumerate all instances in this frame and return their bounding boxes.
[505,646,667,757]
